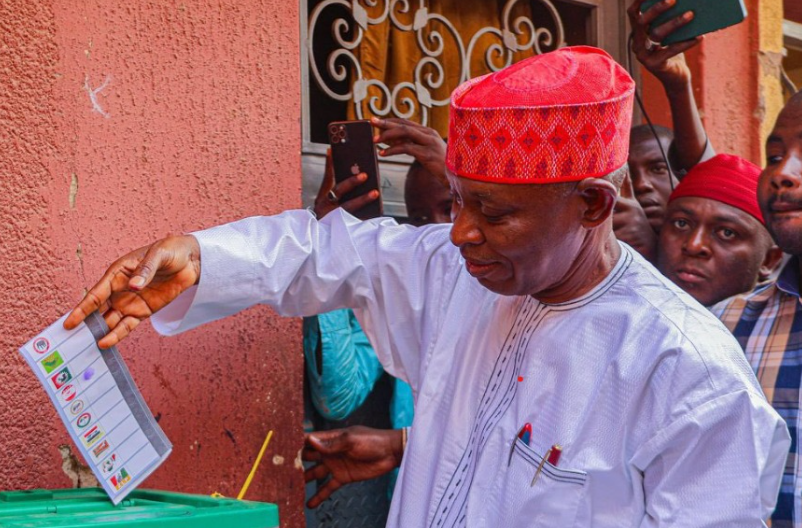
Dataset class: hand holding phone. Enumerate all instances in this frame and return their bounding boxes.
[327,120,383,220]
[627,0,701,90]
[313,149,380,219]
[639,0,747,46]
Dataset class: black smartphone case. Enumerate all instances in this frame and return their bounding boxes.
[328,120,383,220]
[641,0,747,45]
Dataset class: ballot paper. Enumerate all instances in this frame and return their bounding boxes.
[19,312,172,504]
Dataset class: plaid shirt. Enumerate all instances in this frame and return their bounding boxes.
[713,259,802,528]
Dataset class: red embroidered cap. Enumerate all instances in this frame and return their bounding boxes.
[446,46,635,184]
[668,154,764,224]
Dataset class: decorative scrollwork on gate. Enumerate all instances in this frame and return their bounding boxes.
[307,0,567,127]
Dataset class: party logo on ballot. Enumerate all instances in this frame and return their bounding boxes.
[69,400,85,415]
[81,424,104,448]
[101,453,118,475]
[76,412,92,429]
[41,351,64,374]
[32,337,50,354]
[92,439,111,460]
[50,367,72,390]
[110,467,131,491]
[60,384,77,402]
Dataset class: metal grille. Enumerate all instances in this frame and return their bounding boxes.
[307,0,567,128]
[300,0,627,216]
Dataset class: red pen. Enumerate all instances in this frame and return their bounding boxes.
[531,444,562,487]
[547,444,562,466]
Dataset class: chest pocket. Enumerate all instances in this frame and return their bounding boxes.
[497,438,588,528]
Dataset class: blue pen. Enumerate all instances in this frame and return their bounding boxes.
[508,423,532,466]
[520,423,532,445]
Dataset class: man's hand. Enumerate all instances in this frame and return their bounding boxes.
[313,149,380,219]
[372,117,447,187]
[303,426,404,508]
[63,235,202,348]
[614,174,658,262]
[627,0,701,91]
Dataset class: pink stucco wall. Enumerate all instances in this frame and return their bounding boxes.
[1,1,304,526]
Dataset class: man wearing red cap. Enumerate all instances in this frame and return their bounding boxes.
[658,154,782,306]
[64,47,788,527]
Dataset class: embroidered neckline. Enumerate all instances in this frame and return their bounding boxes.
[537,242,632,308]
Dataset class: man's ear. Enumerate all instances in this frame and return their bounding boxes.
[576,178,618,228]
[758,245,784,282]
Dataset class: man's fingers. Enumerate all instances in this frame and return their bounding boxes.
[307,431,349,454]
[314,149,337,206]
[97,315,140,349]
[301,446,322,462]
[340,191,380,214]
[371,116,423,132]
[64,280,115,330]
[332,173,369,198]
[304,463,330,483]
[638,0,678,25]
[376,124,439,149]
[129,244,167,291]
[102,308,124,332]
[306,477,343,509]
[626,0,649,21]
[649,10,693,42]
[379,143,426,159]
[656,36,701,59]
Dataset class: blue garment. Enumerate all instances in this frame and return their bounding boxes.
[303,308,414,429]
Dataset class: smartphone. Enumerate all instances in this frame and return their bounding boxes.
[641,0,747,46]
[328,120,383,220]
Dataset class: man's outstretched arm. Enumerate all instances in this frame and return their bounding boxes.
[64,210,455,392]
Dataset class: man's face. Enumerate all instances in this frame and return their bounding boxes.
[628,135,678,232]
[658,197,770,306]
[447,173,586,297]
[758,101,802,255]
[405,168,453,226]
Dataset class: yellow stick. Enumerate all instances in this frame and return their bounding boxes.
[237,429,274,500]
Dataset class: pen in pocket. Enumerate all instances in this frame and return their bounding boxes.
[531,444,561,487]
[507,423,532,466]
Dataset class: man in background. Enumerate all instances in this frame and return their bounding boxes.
[713,91,802,526]
[658,154,782,306]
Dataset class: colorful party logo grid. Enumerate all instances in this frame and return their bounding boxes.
[19,313,172,504]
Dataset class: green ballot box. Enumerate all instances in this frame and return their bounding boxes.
[0,488,279,528]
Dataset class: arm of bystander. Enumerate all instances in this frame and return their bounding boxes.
[628,0,714,175]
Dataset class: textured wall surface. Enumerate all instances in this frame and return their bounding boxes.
[696,0,760,163]
[0,1,305,526]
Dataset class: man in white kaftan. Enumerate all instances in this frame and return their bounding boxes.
[151,209,788,527]
[65,47,789,527]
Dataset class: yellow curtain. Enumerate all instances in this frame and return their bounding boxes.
[350,0,534,138]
